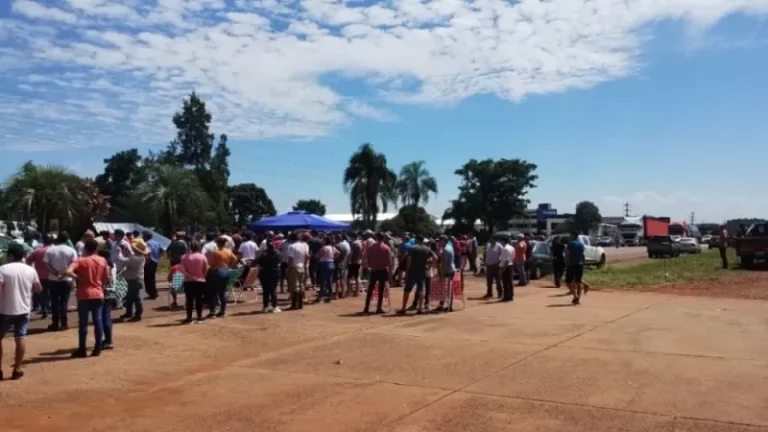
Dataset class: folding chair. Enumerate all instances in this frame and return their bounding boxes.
[167,271,185,307]
[225,267,247,305]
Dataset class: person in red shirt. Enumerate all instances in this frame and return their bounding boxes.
[63,239,110,358]
[513,234,528,286]
[25,234,53,319]
[363,233,393,314]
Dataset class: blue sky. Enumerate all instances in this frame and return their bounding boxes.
[1,1,767,223]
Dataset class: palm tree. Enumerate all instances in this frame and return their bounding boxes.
[396,160,438,207]
[3,164,83,233]
[133,165,209,233]
[343,143,397,230]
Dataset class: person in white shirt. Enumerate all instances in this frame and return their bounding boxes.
[219,233,235,250]
[75,230,95,257]
[483,238,504,299]
[499,236,516,302]
[110,229,133,274]
[201,233,219,258]
[43,232,78,331]
[237,233,258,289]
[0,242,42,380]
[286,233,309,309]
[278,234,290,293]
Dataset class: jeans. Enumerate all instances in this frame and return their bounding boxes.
[364,269,389,312]
[213,268,230,314]
[309,258,319,286]
[485,264,502,297]
[39,280,53,315]
[49,280,72,327]
[514,261,528,286]
[261,277,278,309]
[144,260,158,298]
[319,262,335,299]
[125,279,144,317]
[184,281,206,320]
[719,247,728,269]
[78,299,104,351]
[501,265,514,300]
[102,299,114,345]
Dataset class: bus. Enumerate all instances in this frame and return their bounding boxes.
[668,221,700,240]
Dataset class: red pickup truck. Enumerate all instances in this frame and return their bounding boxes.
[731,223,768,267]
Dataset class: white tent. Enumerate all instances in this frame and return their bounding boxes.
[92,223,171,249]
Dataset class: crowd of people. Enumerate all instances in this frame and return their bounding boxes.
[0,224,591,381]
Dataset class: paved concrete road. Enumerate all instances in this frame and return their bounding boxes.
[4,279,768,432]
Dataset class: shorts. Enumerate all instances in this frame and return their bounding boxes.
[0,314,30,339]
[404,276,426,294]
[398,256,408,270]
[347,263,361,280]
[565,265,584,284]
[333,265,347,282]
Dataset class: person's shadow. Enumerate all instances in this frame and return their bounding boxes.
[24,348,78,365]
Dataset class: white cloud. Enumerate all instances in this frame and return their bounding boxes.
[1,0,768,149]
[11,0,78,24]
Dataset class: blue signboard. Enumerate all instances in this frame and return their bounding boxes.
[535,203,558,221]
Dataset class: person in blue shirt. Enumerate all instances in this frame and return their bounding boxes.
[565,231,586,305]
[436,235,457,313]
[397,234,414,287]
[142,231,163,300]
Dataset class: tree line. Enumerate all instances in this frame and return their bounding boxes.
[1,92,547,237]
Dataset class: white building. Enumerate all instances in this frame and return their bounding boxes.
[324,213,399,228]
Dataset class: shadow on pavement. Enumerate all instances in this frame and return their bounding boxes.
[546,303,576,308]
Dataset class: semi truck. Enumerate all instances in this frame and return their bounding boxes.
[668,221,701,241]
[618,216,645,246]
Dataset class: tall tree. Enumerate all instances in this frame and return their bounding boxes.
[379,205,438,236]
[572,201,602,234]
[226,183,277,228]
[132,164,210,234]
[163,92,231,227]
[169,91,214,170]
[94,149,146,216]
[397,160,438,207]
[444,159,537,233]
[343,143,397,230]
[293,199,327,216]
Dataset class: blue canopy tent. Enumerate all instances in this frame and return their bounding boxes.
[248,211,350,232]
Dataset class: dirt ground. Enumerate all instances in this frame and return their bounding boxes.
[3,276,768,432]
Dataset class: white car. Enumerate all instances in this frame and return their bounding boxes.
[548,235,607,268]
[678,237,702,254]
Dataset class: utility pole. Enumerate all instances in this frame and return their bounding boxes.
[623,202,631,218]
[690,211,695,226]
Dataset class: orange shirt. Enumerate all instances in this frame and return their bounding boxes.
[513,241,527,263]
[71,255,109,301]
[210,248,238,269]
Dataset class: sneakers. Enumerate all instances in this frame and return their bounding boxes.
[11,369,24,380]
[70,349,88,358]
[101,342,114,351]
[215,311,226,318]
[129,316,142,322]
[272,307,282,313]
[261,307,271,314]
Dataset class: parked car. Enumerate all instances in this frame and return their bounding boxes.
[597,237,614,247]
[647,235,681,258]
[529,241,553,280]
[547,234,606,268]
[678,237,702,254]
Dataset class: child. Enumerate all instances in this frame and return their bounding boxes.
[167,262,183,308]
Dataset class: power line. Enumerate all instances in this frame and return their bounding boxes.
[623,202,631,217]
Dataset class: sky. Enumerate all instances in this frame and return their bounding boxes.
[1,0,767,224]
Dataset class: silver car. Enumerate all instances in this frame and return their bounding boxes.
[678,237,702,254]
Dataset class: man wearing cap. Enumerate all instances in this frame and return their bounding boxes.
[119,239,148,322]
[43,232,78,331]
[0,243,42,380]
[142,231,162,300]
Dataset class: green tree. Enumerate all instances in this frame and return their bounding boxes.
[132,164,210,234]
[227,183,277,228]
[444,159,537,233]
[163,92,231,228]
[379,205,438,236]
[3,163,107,233]
[293,199,327,216]
[396,160,438,207]
[343,143,397,230]
[94,149,146,219]
[572,201,602,234]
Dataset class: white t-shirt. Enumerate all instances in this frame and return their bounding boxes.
[238,240,258,261]
[202,241,218,257]
[220,235,235,250]
[43,244,78,281]
[0,262,41,315]
[287,241,309,269]
[500,244,516,266]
